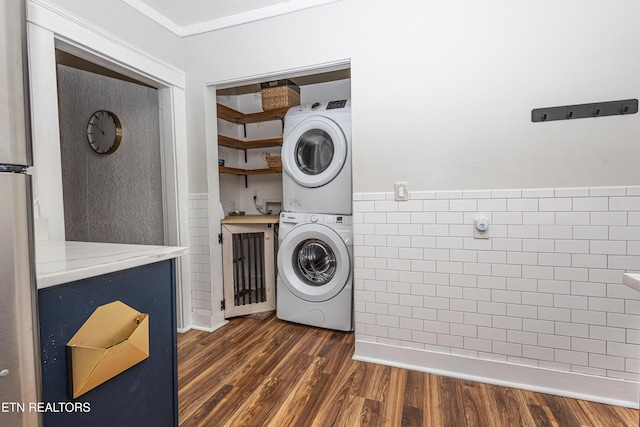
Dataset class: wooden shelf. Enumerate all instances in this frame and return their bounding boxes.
[216,103,288,125]
[218,134,283,150]
[219,166,282,176]
[221,215,280,225]
[216,103,285,187]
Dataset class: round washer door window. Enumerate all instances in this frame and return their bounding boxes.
[294,238,337,286]
[283,116,347,188]
[295,129,334,176]
[278,223,350,302]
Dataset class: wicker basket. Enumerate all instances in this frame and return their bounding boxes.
[261,80,300,111]
[265,155,282,169]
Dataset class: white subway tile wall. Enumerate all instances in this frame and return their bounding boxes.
[188,194,212,317]
[354,186,640,381]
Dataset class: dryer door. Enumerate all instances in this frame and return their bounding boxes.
[282,116,347,188]
[277,223,351,302]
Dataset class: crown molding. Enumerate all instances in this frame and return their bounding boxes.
[28,0,186,88]
[122,0,342,37]
[121,0,182,35]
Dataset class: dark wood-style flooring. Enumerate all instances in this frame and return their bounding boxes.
[178,315,639,426]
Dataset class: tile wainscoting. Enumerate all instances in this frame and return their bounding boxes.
[188,194,213,327]
[352,186,640,407]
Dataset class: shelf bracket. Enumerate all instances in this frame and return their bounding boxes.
[241,123,247,138]
[243,148,247,163]
[244,175,248,188]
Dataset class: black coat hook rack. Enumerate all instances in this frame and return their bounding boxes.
[532,99,638,122]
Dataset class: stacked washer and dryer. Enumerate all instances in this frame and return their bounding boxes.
[276,99,353,331]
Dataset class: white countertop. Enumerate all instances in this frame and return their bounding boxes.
[623,273,640,293]
[36,240,188,289]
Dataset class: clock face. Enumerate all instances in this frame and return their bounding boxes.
[87,110,122,154]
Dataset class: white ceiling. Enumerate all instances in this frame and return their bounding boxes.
[122,0,341,36]
[57,0,349,90]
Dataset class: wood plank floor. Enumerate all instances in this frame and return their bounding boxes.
[178,315,639,426]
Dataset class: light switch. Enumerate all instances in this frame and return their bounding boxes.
[395,182,409,201]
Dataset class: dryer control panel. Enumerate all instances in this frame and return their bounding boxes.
[280,212,352,226]
[285,99,351,118]
[308,214,352,225]
[327,100,347,109]
[333,215,352,225]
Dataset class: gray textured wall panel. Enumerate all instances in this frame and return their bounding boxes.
[57,65,164,245]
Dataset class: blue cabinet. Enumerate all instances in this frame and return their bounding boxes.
[38,260,178,427]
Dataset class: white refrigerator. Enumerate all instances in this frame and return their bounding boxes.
[0,0,43,426]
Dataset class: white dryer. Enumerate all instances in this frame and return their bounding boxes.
[282,99,352,215]
[276,212,353,331]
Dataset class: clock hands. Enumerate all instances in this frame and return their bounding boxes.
[93,113,105,135]
[87,110,122,155]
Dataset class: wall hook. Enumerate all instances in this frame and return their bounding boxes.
[532,99,638,122]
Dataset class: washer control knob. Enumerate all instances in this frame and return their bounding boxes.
[310,214,318,223]
[311,102,321,110]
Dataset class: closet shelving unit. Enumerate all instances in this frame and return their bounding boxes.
[217,103,286,186]
[217,102,283,317]
[217,103,285,183]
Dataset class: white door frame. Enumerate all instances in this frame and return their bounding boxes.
[27,1,192,329]
[203,59,351,330]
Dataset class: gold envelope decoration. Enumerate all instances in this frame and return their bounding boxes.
[67,300,149,399]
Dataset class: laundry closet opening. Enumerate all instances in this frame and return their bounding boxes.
[208,66,351,321]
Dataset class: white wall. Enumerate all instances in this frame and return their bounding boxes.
[184,0,640,195]
[37,0,183,68]
[350,1,640,193]
[181,0,640,405]
[38,0,639,404]
[182,2,352,194]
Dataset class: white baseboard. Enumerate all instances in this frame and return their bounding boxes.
[187,312,229,333]
[354,340,640,409]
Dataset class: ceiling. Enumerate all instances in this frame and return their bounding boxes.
[122,0,341,36]
[56,0,349,90]
[131,0,290,27]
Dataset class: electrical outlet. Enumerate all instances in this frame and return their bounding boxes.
[395,182,409,201]
[265,200,282,215]
[474,215,490,239]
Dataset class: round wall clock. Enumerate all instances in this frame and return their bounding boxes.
[86,110,123,154]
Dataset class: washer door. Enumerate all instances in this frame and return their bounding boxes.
[282,116,347,188]
[278,223,351,302]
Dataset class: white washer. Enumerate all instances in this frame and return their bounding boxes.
[276,212,353,331]
[282,99,352,215]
